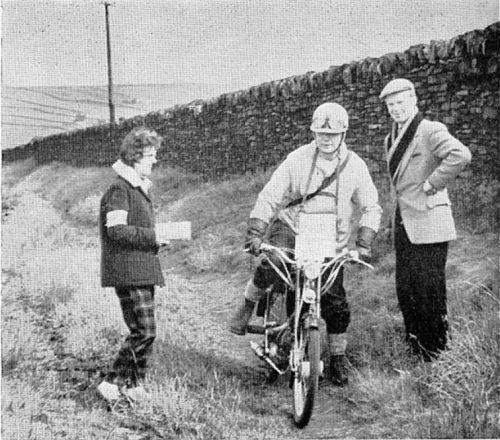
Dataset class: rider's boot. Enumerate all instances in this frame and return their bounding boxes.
[328,333,349,386]
[229,298,256,335]
[229,279,267,335]
[229,280,266,335]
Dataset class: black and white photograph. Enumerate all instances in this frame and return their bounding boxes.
[1,0,499,438]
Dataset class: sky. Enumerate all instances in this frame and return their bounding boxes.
[1,0,499,93]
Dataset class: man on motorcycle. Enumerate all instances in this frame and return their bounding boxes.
[228,102,382,386]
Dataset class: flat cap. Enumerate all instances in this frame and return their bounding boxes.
[379,78,415,100]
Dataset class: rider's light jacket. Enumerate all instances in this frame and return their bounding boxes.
[250,141,382,250]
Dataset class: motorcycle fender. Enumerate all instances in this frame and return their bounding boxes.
[304,315,319,330]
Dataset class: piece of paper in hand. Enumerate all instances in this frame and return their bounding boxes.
[155,222,191,240]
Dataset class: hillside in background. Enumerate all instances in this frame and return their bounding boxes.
[1,83,226,150]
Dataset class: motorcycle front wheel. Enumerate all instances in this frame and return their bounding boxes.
[292,325,320,428]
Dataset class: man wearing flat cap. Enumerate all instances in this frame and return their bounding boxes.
[379,78,471,361]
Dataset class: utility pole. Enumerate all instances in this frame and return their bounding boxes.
[103,1,115,124]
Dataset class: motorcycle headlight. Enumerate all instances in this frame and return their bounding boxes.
[302,287,316,304]
[304,262,321,280]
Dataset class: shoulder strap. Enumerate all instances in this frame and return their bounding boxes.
[286,151,351,209]
[296,148,319,212]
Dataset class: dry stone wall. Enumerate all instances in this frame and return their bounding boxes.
[3,22,499,228]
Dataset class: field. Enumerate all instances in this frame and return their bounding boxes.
[1,83,226,150]
[1,158,499,439]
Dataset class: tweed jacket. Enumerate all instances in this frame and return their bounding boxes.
[99,161,164,287]
[385,117,471,244]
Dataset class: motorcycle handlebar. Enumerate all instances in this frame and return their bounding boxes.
[257,243,373,270]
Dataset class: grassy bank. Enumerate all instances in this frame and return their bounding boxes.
[2,159,499,439]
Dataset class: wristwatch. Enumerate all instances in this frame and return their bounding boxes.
[423,180,438,196]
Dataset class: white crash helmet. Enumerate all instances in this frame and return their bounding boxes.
[310,103,349,134]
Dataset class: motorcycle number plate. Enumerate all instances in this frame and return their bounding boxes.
[295,212,337,262]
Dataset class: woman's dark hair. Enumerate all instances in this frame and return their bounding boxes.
[119,127,163,166]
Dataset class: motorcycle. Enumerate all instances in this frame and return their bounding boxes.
[246,212,373,428]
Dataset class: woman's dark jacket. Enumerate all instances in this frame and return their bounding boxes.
[99,176,164,287]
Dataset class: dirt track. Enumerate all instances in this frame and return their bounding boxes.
[2,182,406,439]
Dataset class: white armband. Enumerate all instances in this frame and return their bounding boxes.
[106,210,128,227]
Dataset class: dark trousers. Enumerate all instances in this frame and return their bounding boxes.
[253,220,350,334]
[110,286,156,385]
[395,209,448,360]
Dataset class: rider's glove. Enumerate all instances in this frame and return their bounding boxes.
[355,226,376,262]
[245,218,268,256]
[355,245,372,262]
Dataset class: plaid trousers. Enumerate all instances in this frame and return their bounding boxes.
[111,286,156,384]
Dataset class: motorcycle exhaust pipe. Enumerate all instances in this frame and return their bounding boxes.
[250,341,285,375]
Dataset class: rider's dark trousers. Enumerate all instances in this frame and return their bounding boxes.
[394,208,448,361]
[253,220,350,334]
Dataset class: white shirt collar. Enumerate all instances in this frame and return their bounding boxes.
[112,160,152,194]
[396,106,419,131]
[391,106,419,147]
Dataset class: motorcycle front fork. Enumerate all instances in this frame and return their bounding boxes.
[290,275,324,378]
